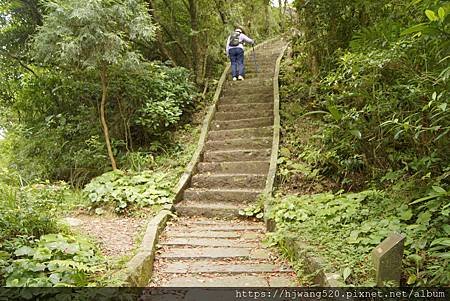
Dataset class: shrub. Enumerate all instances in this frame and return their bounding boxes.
[83,170,173,214]
[2,234,104,287]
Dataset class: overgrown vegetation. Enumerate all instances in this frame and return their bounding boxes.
[273,0,450,286]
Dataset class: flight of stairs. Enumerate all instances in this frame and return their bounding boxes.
[148,39,297,288]
[175,40,287,218]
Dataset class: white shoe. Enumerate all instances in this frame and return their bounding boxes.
[238,75,244,80]
[232,77,237,81]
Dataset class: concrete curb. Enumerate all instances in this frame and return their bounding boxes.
[261,42,344,287]
[115,210,172,286]
[264,40,290,231]
[281,233,343,287]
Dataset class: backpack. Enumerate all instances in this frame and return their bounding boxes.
[228,32,241,47]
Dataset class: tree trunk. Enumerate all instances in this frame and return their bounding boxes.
[99,66,117,171]
[188,0,201,84]
[214,0,228,25]
[146,0,179,65]
[278,0,284,31]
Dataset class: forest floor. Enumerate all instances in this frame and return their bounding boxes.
[63,214,147,258]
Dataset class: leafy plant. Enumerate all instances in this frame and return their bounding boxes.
[83,170,173,214]
[239,204,264,219]
[2,234,104,287]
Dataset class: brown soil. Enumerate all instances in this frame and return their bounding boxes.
[64,214,148,257]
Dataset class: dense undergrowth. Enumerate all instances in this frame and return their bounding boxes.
[272,0,449,286]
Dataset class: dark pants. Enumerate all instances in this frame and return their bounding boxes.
[229,47,245,78]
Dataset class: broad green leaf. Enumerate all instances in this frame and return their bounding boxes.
[425,10,438,21]
[443,224,450,235]
[431,238,450,247]
[14,246,35,257]
[400,209,413,221]
[432,186,446,194]
[327,105,342,121]
[401,23,428,35]
[438,7,446,20]
[350,129,362,139]
[407,274,417,285]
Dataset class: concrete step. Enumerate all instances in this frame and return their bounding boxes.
[211,117,273,131]
[160,238,259,248]
[220,93,273,104]
[175,201,246,218]
[159,247,270,260]
[222,85,272,96]
[203,149,271,162]
[224,78,272,88]
[205,137,272,151]
[215,110,273,121]
[183,188,262,203]
[208,126,272,140]
[163,261,293,274]
[159,274,295,287]
[196,161,269,174]
[217,102,273,112]
[172,224,263,232]
[167,230,243,238]
[191,173,266,189]
[241,73,274,80]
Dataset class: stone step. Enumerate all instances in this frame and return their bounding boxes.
[167,230,244,238]
[159,247,270,260]
[175,201,246,218]
[173,224,264,232]
[223,85,272,96]
[191,173,265,189]
[159,274,295,287]
[217,102,273,112]
[215,110,273,121]
[240,73,273,80]
[205,137,272,150]
[183,188,262,203]
[208,126,272,140]
[224,78,272,88]
[163,262,293,274]
[160,238,259,248]
[196,161,269,174]
[220,93,273,104]
[203,149,271,162]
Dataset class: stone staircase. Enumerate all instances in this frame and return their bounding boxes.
[175,40,286,218]
[148,39,297,287]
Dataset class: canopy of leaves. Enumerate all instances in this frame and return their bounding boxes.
[33,0,156,69]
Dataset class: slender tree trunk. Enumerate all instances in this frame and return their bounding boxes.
[146,0,179,65]
[99,66,117,170]
[278,0,284,31]
[188,0,201,84]
[214,0,228,25]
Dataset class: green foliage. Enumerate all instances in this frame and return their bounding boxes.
[33,0,156,70]
[2,234,104,287]
[0,179,86,245]
[275,0,450,286]
[239,204,264,219]
[269,189,450,286]
[127,63,196,132]
[289,0,449,187]
[0,62,196,184]
[83,170,173,214]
